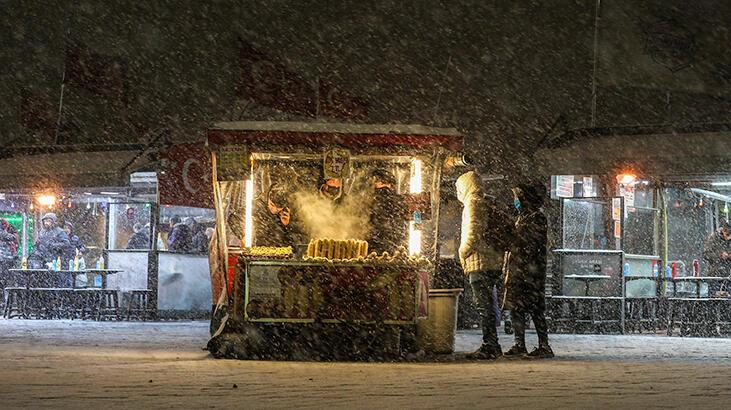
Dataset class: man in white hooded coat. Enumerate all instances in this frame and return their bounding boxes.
[456,171,505,359]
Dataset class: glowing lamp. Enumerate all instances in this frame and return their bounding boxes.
[36,194,57,207]
[616,173,637,185]
[410,159,422,194]
[408,158,423,256]
[244,177,254,248]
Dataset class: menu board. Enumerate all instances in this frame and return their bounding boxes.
[217,145,250,180]
[323,148,351,179]
[555,175,574,198]
[561,252,621,277]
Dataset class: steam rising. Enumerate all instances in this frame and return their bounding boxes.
[294,191,373,240]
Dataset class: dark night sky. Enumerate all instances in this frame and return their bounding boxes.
[1,1,729,178]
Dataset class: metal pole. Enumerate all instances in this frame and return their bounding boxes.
[147,199,160,315]
[590,0,602,127]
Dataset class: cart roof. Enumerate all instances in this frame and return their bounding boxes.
[207,121,463,153]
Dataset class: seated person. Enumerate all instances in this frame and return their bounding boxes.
[254,183,304,248]
[366,169,408,255]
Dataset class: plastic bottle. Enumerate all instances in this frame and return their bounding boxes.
[79,257,86,271]
[68,259,74,271]
[56,256,62,271]
[99,255,105,270]
[623,262,631,277]
[21,257,27,270]
[73,250,80,271]
[652,261,659,277]
[693,259,700,277]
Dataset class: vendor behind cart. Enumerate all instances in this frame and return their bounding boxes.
[367,169,408,254]
[255,183,304,248]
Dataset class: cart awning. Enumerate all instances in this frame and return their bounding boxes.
[207,121,463,153]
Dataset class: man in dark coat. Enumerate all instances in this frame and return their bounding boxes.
[703,219,731,297]
[168,215,193,252]
[29,213,70,275]
[0,218,20,289]
[504,183,553,359]
[703,219,731,276]
[191,220,209,254]
[366,169,408,255]
[126,223,151,250]
[62,221,87,263]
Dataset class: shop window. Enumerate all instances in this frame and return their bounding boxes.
[108,203,153,251]
[665,188,714,276]
[561,198,618,250]
[159,206,215,254]
[623,207,658,255]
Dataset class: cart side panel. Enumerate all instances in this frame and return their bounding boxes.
[240,261,423,324]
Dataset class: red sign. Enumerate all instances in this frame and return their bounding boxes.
[159,143,214,209]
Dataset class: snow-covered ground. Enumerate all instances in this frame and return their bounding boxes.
[1,319,730,409]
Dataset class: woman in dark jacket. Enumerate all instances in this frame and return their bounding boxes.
[504,183,553,359]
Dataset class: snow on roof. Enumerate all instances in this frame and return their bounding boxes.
[211,121,462,136]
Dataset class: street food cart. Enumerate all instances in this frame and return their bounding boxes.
[205,121,463,359]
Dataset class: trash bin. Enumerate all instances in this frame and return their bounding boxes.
[416,288,463,354]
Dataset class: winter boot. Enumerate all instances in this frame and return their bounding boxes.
[465,343,502,360]
[527,345,554,359]
[503,344,528,357]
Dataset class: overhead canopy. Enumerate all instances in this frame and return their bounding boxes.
[0,144,152,190]
[207,121,464,155]
[536,124,731,177]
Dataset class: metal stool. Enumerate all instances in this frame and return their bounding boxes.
[26,288,69,319]
[126,289,152,321]
[98,290,120,321]
[3,287,28,319]
[74,289,102,320]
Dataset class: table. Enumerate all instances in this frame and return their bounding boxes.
[671,276,730,298]
[564,274,612,296]
[8,269,121,289]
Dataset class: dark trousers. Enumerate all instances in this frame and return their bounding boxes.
[469,270,501,350]
[511,288,549,348]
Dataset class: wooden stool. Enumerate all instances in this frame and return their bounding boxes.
[126,289,152,321]
[3,287,28,319]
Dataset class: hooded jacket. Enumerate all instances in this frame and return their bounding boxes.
[456,171,504,274]
[30,213,70,264]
